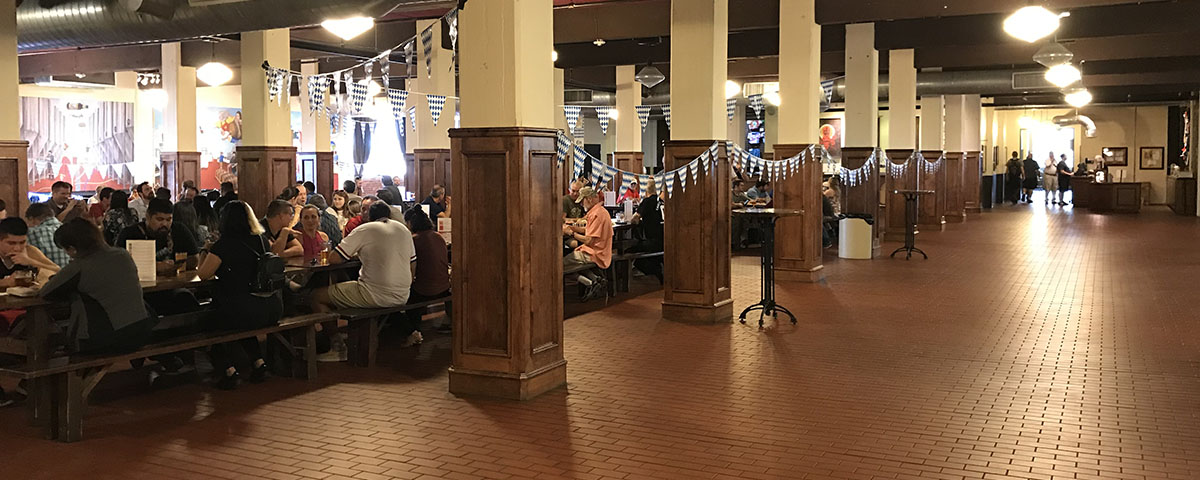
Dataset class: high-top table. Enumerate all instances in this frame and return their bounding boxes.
[732,208,801,328]
[890,190,934,260]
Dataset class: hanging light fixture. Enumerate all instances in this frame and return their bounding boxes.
[1033,42,1074,67]
[1045,63,1082,88]
[322,16,374,41]
[635,64,665,89]
[1064,88,1092,108]
[197,40,233,86]
[1003,6,1062,43]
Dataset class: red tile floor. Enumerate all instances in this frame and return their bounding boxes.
[4,203,1200,479]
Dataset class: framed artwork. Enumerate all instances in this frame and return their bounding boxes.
[1139,147,1164,170]
[1104,147,1128,166]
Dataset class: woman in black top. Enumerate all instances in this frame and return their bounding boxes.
[102,190,139,245]
[197,201,283,390]
[629,183,664,282]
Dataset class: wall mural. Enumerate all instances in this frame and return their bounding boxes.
[21,97,135,193]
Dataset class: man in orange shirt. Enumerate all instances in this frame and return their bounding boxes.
[563,187,613,299]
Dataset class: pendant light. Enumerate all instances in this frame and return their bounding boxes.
[1003,6,1062,43]
[197,40,232,86]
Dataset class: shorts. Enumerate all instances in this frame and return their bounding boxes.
[563,250,594,268]
[328,281,386,309]
[1043,175,1058,192]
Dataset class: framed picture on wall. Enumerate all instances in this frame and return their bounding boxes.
[1104,147,1128,166]
[1139,147,1165,170]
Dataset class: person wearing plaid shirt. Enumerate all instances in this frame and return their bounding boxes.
[24,202,71,268]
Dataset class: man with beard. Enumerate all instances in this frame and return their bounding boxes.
[116,199,200,275]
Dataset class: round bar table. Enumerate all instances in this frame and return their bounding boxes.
[890,189,934,260]
[732,208,802,328]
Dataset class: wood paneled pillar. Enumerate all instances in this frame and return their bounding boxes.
[414,148,452,199]
[160,151,199,198]
[773,144,823,282]
[884,149,917,241]
[942,151,966,223]
[314,152,335,198]
[662,141,732,322]
[841,147,880,255]
[236,146,297,216]
[963,151,982,214]
[609,151,643,190]
[917,150,945,231]
[448,128,564,400]
[0,141,29,218]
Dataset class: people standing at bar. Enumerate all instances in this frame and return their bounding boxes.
[1021,153,1039,203]
[1055,153,1074,206]
[1004,152,1023,205]
[1042,153,1059,206]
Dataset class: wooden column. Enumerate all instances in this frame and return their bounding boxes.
[841,147,880,255]
[236,146,297,215]
[963,151,982,214]
[159,152,200,198]
[943,151,966,223]
[662,141,732,322]
[917,150,945,231]
[610,151,643,190]
[448,128,564,400]
[0,141,29,217]
[773,144,823,282]
[884,149,917,241]
[314,152,334,198]
[414,148,452,198]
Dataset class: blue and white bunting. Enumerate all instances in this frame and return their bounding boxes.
[654,173,664,196]
[420,25,434,78]
[726,98,737,121]
[427,94,447,125]
[635,105,652,131]
[573,125,585,138]
[266,69,282,102]
[618,176,631,199]
[555,131,571,169]
[708,143,719,164]
[602,165,616,186]
[408,106,417,132]
[564,105,582,131]
[666,172,676,197]
[663,105,672,128]
[637,175,650,197]
[676,169,686,193]
[689,158,700,184]
[596,107,611,135]
[700,150,711,176]
[749,94,764,118]
[572,146,586,179]
[591,157,604,185]
[306,75,322,115]
[388,89,408,119]
[349,82,367,113]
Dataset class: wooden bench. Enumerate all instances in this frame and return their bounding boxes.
[611,251,663,292]
[0,312,337,442]
[336,295,451,367]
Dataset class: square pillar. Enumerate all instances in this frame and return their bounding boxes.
[918,151,946,231]
[844,23,878,148]
[773,145,823,281]
[160,152,201,199]
[238,29,295,213]
[0,0,19,141]
[236,147,297,215]
[662,141,732,322]
[962,94,983,214]
[451,0,563,401]
[943,95,967,223]
[884,50,917,241]
[609,151,644,191]
[413,148,452,199]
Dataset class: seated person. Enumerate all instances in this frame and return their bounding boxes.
[562,187,613,299]
[421,185,451,219]
[399,208,451,346]
[259,199,303,259]
[311,202,415,362]
[343,196,377,237]
[295,205,330,262]
[116,198,200,275]
[39,218,155,354]
[1,217,62,288]
[196,201,283,389]
[25,203,71,268]
[746,181,772,203]
[562,179,584,221]
[305,194,343,248]
[731,180,751,205]
[629,183,664,283]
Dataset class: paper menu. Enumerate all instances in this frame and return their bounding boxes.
[126,240,157,283]
[421,204,431,217]
[437,217,451,233]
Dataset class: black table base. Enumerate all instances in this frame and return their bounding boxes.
[738,215,797,328]
[890,190,928,260]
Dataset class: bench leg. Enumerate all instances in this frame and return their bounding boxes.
[51,372,85,443]
[302,326,318,380]
[348,317,380,368]
[29,377,53,427]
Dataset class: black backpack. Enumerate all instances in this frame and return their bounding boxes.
[245,236,286,296]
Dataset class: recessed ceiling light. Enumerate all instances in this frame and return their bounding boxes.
[593,38,606,47]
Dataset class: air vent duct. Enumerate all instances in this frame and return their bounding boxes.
[1053,114,1097,137]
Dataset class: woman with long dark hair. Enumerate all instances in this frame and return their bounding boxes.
[196,201,283,390]
[102,189,139,245]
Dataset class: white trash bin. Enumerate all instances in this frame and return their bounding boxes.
[838,218,873,259]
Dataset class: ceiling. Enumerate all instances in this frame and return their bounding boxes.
[16,0,1200,105]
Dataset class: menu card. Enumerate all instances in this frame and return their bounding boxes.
[421,203,431,218]
[126,240,157,283]
[437,218,451,233]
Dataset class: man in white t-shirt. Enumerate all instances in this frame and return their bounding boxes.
[311,202,415,361]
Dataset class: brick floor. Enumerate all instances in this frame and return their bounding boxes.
[3,205,1200,479]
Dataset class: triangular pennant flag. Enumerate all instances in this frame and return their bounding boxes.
[408,106,417,132]
[279,73,292,106]
[349,82,367,113]
[556,131,571,169]
[265,68,280,102]
[596,107,611,135]
[677,169,687,193]
[636,105,652,131]
[602,165,616,186]
[428,94,447,125]
[726,98,737,121]
[591,157,604,185]
[388,89,408,119]
[654,173,664,196]
[564,105,582,131]
[709,143,719,163]
[663,105,671,128]
[665,171,676,197]
[689,159,700,184]
[700,151,711,175]
[420,24,435,78]
[573,146,586,179]
[749,94,764,118]
[618,176,630,199]
[638,175,650,197]
[573,125,585,138]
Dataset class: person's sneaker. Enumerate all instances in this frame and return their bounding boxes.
[249,364,270,384]
[583,280,606,301]
[401,331,423,348]
[317,344,348,362]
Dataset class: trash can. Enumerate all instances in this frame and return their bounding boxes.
[838,217,873,259]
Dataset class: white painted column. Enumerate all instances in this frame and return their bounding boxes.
[458,0,552,128]
[0,1,18,140]
[162,43,197,153]
[777,0,820,145]
[844,23,878,148]
[963,94,982,152]
[669,0,727,140]
[415,19,457,146]
[887,49,917,150]
[919,96,944,150]
[615,65,641,151]
[240,29,292,147]
[944,94,966,152]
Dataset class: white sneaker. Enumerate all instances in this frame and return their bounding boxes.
[317,338,348,362]
[402,331,423,348]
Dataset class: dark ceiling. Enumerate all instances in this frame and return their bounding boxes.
[16,0,1200,105]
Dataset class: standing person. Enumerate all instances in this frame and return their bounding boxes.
[48,181,87,223]
[1004,152,1024,205]
[212,181,238,216]
[88,187,114,225]
[421,185,451,219]
[116,199,200,274]
[1021,153,1040,203]
[196,201,283,389]
[102,190,140,245]
[295,205,330,262]
[24,203,71,268]
[1042,153,1059,206]
[1056,154,1074,205]
[310,202,416,362]
[381,176,403,205]
[259,200,303,259]
[130,182,154,220]
[343,179,362,204]
[40,218,155,353]
[400,208,450,344]
[562,187,614,300]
